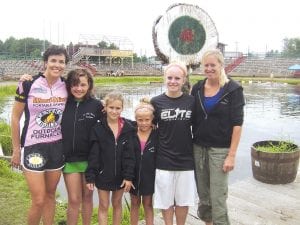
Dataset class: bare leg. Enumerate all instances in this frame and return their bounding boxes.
[81,174,93,225]
[111,189,124,225]
[98,190,110,225]
[161,206,174,225]
[142,195,154,225]
[42,170,61,225]
[23,170,46,225]
[130,194,141,225]
[64,173,82,225]
[174,206,188,225]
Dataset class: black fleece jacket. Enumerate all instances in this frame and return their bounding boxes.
[191,78,245,148]
[61,97,103,162]
[85,118,136,191]
[130,129,158,196]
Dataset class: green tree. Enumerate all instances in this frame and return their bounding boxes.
[0,36,50,59]
[108,43,119,50]
[282,37,300,57]
[98,41,108,49]
[0,40,3,53]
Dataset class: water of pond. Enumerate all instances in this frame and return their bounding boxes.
[1,81,300,201]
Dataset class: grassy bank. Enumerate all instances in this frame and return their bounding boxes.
[0,85,16,97]
[0,120,12,155]
[93,75,300,85]
[0,159,68,225]
[0,159,143,225]
[1,76,300,89]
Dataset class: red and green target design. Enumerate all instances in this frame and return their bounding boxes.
[168,16,206,55]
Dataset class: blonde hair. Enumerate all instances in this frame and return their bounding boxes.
[164,61,187,77]
[134,97,155,114]
[104,91,124,107]
[201,49,229,87]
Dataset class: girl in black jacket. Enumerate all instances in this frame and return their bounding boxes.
[62,69,103,225]
[85,91,135,225]
[130,98,158,225]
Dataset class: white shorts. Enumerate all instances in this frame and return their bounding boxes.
[153,169,197,209]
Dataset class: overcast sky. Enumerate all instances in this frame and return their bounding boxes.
[1,0,299,56]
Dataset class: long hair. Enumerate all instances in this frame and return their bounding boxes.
[202,49,229,87]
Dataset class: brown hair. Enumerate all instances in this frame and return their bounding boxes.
[66,69,94,99]
[43,45,69,64]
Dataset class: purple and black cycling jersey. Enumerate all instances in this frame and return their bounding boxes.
[15,73,67,147]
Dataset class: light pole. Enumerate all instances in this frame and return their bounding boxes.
[24,42,27,60]
[235,41,239,58]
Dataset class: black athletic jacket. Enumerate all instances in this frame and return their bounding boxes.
[61,97,103,162]
[85,118,136,191]
[130,129,158,196]
[191,78,245,148]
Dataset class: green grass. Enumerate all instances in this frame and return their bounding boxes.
[93,75,300,85]
[0,120,12,155]
[0,85,16,97]
[1,75,300,88]
[0,159,144,225]
[94,76,163,84]
[0,159,31,225]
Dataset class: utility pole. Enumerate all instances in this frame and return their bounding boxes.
[235,41,239,58]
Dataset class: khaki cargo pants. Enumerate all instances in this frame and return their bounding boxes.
[193,144,230,225]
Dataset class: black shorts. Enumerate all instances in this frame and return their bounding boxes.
[22,140,65,172]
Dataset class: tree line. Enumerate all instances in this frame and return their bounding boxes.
[0,36,149,62]
[1,36,300,59]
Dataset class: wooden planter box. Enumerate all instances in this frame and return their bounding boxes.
[251,140,300,184]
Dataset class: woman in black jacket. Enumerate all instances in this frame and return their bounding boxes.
[62,69,103,225]
[130,98,158,225]
[191,49,245,225]
[85,91,135,225]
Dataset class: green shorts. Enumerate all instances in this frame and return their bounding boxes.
[63,161,88,173]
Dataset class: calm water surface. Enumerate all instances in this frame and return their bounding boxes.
[1,81,300,200]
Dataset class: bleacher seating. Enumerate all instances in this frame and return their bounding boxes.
[1,57,300,79]
[228,57,300,77]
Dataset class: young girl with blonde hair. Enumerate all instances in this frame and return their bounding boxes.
[130,98,158,225]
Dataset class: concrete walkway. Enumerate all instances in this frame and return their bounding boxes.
[140,166,300,225]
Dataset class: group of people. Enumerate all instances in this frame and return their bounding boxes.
[10,45,245,225]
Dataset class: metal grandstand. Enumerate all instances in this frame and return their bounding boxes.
[78,34,134,50]
[71,34,134,70]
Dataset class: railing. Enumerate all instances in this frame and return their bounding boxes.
[225,56,246,74]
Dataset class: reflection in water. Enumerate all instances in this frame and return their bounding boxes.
[243,82,300,119]
[0,82,300,185]
[94,83,166,120]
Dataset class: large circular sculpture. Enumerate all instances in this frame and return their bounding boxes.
[152,3,219,66]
